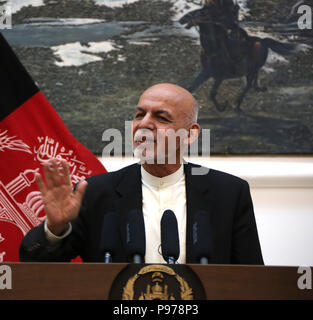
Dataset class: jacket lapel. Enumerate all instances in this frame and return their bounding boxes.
[184,162,216,263]
[115,163,142,254]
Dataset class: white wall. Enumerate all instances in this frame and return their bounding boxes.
[100,156,313,267]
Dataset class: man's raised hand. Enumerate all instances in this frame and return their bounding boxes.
[35,158,88,236]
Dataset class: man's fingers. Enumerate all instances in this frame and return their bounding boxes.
[35,173,47,196]
[59,159,72,186]
[49,159,62,187]
[43,161,55,189]
[43,158,66,188]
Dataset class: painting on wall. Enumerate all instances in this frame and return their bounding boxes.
[2,0,313,154]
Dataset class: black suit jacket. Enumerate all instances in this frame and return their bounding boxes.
[19,162,264,264]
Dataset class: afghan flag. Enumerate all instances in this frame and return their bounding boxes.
[0,33,107,262]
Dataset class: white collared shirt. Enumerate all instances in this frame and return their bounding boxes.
[141,165,186,264]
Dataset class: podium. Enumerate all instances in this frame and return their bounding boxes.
[0,263,312,300]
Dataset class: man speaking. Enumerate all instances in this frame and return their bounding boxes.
[19,83,263,265]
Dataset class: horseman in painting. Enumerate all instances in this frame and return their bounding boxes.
[180,0,304,112]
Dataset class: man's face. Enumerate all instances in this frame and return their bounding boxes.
[132,87,193,164]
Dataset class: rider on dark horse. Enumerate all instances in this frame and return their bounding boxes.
[200,0,249,73]
[180,1,303,111]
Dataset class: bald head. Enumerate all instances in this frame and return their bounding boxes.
[139,83,198,124]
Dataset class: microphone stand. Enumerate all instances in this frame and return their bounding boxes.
[133,254,143,264]
[167,256,176,264]
[200,257,209,264]
[104,252,112,263]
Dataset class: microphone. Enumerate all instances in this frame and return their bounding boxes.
[161,210,180,264]
[100,212,120,263]
[125,209,146,263]
[192,211,213,264]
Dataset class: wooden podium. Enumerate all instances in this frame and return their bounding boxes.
[0,263,312,300]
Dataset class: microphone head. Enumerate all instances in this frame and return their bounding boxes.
[192,210,213,262]
[125,209,146,259]
[100,212,120,257]
[161,210,180,262]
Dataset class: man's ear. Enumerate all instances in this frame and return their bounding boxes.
[184,123,201,146]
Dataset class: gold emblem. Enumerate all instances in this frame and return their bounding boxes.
[122,265,194,300]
